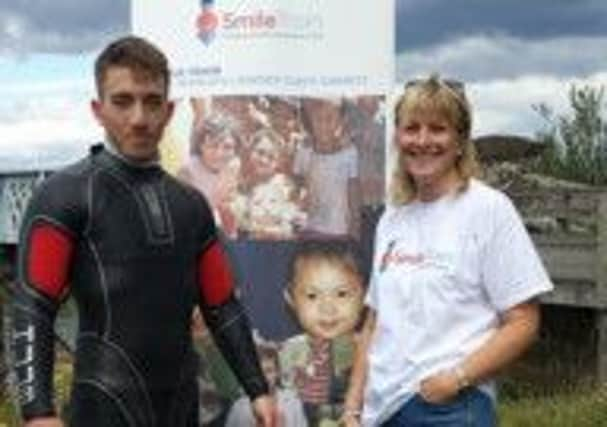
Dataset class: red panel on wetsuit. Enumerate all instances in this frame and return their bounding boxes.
[198,241,234,306]
[26,223,74,299]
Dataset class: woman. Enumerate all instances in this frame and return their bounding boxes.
[342,75,553,426]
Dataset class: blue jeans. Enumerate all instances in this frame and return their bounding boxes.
[381,388,496,427]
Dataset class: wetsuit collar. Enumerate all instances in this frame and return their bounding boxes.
[103,140,161,169]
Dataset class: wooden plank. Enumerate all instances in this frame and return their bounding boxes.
[512,189,598,238]
[533,235,596,246]
[535,244,597,283]
[541,280,607,308]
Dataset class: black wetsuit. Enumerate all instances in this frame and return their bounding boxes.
[8,145,267,426]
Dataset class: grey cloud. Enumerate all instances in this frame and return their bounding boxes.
[396,35,607,83]
[396,0,607,52]
[0,0,129,54]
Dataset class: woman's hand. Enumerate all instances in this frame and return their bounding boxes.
[419,369,460,404]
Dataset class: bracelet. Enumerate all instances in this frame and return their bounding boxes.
[453,365,471,390]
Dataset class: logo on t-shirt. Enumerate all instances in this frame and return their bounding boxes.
[380,240,424,272]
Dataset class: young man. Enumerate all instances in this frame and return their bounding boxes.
[7,36,275,427]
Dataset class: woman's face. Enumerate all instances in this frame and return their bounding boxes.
[396,113,462,193]
[250,136,280,181]
[199,133,237,173]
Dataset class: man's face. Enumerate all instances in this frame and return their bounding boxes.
[289,260,363,340]
[92,66,174,162]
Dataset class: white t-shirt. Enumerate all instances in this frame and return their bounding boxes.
[362,179,553,426]
[294,144,358,235]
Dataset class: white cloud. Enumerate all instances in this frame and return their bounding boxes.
[2,13,25,40]
[0,1,128,55]
[396,34,607,82]
[469,72,607,138]
[0,78,101,161]
[0,117,100,148]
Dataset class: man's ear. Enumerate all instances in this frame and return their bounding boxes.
[165,100,176,123]
[91,99,103,123]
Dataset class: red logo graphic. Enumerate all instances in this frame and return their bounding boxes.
[196,7,218,45]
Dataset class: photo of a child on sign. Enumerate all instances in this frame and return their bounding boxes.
[225,338,308,427]
[295,98,361,240]
[232,128,307,240]
[177,102,242,238]
[280,242,365,426]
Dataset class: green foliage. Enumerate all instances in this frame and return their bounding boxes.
[532,84,607,185]
[0,355,73,426]
[0,402,18,427]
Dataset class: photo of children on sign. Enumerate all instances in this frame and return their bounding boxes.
[165,94,386,426]
[171,95,385,242]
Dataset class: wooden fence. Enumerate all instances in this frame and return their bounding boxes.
[510,189,607,381]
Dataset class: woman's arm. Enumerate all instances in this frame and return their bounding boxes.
[420,300,540,403]
[341,309,377,427]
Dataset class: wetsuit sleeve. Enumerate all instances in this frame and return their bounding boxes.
[197,236,269,400]
[7,172,85,421]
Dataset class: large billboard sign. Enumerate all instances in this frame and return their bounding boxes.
[131,2,394,426]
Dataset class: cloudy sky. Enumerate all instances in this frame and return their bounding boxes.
[396,0,607,139]
[0,0,606,169]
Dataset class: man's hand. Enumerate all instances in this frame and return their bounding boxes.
[25,417,65,427]
[419,370,460,404]
[251,394,278,427]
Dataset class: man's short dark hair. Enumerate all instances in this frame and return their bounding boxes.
[94,35,170,97]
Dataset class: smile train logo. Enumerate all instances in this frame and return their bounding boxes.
[196,0,218,45]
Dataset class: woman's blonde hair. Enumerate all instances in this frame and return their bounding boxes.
[390,75,481,205]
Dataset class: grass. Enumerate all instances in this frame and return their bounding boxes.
[2,372,607,426]
[499,385,607,427]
